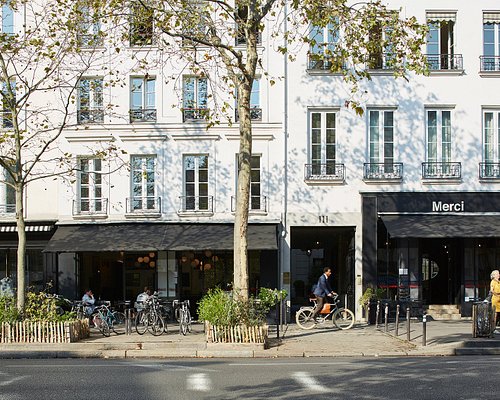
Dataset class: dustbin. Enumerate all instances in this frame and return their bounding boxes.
[472,301,495,338]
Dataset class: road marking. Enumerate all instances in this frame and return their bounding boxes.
[0,375,26,387]
[293,371,328,393]
[187,373,211,392]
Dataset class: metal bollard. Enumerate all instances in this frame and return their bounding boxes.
[384,303,389,332]
[406,307,411,341]
[125,308,132,335]
[422,313,427,346]
[395,304,400,337]
[376,301,381,328]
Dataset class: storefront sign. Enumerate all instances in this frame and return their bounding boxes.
[432,200,464,212]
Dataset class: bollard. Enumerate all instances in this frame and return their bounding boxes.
[384,303,389,332]
[422,313,427,346]
[406,307,411,341]
[376,301,381,328]
[395,304,400,337]
[125,308,132,335]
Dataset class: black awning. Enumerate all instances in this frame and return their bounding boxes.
[44,224,166,252]
[162,224,278,250]
[45,223,278,252]
[381,214,500,238]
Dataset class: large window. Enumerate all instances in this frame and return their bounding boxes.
[310,110,336,176]
[78,78,103,124]
[484,111,500,163]
[183,155,209,211]
[1,79,15,128]
[130,2,153,46]
[368,110,394,165]
[235,79,261,121]
[234,155,262,211]
[426,13,460,70]
[0,166,15,214]
[367,22,394,70]
[482,13,500,71]
[426,109,452,163]
[76,3,102,46]
[183,77,207,121]
[131,155,157,212]
[1,1,14,34]
[77,158,104,214]
[235,6,261,46]
[308,22,338,70]
[130,76,156,122]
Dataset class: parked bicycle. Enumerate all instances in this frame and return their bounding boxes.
[135,292,166,336]
[295,294,355,330]
[92,303,126,337]
[173,299,192,335]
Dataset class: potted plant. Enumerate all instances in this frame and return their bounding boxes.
[358,286,384,324]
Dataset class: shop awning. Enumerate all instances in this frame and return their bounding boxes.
[44,223,278,252]
[380,214,500,238]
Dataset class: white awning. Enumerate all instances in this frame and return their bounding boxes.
[484,12,500,24]
[0,224,54,233]
[426,12,456,22]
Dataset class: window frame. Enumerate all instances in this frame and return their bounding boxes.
[77,157,104,214]
[78,77,104,124]
[129,1,154,46]
[309,109,337,171]
[425,109,452,163]
[368,109,395,165]
[130,155,157,211]
[1,1,14,34]
[183,154,209,211]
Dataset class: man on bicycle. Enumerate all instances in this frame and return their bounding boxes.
[311,267,337,321]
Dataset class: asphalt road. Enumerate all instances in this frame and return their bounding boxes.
[0,357,497,400]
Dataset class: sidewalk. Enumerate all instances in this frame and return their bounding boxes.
[0,319,486,359]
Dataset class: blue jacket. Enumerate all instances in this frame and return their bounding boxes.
[313,273,333,297]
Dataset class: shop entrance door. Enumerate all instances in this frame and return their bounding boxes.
[421,239,461,305]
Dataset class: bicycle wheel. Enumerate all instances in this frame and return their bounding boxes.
[113,311,126,326]
[179,311,188,336]
[94,314,111,337]
[186,309,192,333]
[296,308,316,330]
[148,313,165,336]
[135,310,148,335]
[333,308,355,330]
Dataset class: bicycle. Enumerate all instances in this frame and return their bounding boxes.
[92,303,126,337]
[295,294,355,330]
[173,299,192,335]
[135,293,166,336]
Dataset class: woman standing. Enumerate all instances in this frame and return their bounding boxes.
[490,270,500,334]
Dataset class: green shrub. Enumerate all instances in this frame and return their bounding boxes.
[0,295,20,323]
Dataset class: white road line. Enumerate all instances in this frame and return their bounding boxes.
[292,372,329,393]
[187,373,211,392]
[0,375,26,387]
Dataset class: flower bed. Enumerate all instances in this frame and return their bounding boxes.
[0,319,89,344]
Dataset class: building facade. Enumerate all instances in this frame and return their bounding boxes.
[1,0,500,319]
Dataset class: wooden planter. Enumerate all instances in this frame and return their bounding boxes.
[205,321,268,344]
[0,319,90,344]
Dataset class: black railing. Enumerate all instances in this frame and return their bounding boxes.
[178,195,213,213]
[363,162,403,180]
[77,109,104,124]
[426,54,463,71]
[231,195,267,212]
[422,162,461,179]
[304,163,345,181]
[77,34,104,47]
[479,162,500,179]
[72,198,108,216]
[235,107,262,122]
[1,110,13,128]
[307,54,345,71]
[183,108,208,122]
[129,108,157,122]
[0,204,15,213]
[480,56,500,72]
[126,196,161,213]
[365,53,393,70]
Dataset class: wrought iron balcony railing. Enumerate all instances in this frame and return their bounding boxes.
[126,196,161,213]
[77,109,104,124]
[480,56,500,72]
[235,107,262,122]
[0,204,15,214]
[77,34,104,47]
[1,110,13,128]
[129,108,157,123]
[307,54,346,71]
[73,198,108,216]
[426,54,463,71]
[365,53,394,70]
[231,195,267,213]
[178,195,214,213]
[363,163,403,181]
[421,162,461,179]
[304,163,345,182]
[479,162,500,179]
[182,108,208,122]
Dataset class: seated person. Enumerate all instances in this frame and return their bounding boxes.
[135,286,151,311]
[82,289,96,316]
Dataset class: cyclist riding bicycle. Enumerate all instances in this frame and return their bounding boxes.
[311,267,337,322]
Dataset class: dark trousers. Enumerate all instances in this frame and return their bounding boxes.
[312,295,325,318]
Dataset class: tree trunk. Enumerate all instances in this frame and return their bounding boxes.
[15,183,26,311]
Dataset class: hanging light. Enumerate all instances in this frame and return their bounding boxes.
[149,252,155,258]
[138,257,144,263]
[144,256,150,263]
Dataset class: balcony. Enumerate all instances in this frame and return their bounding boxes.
[421,162,461,180]
[426,54,463,71]
[480,56,500,73]
[235,107,262,122]
[77,109,104,124]
[0,204,15,214]
[178,195,214,214]
[76,34,104,47]
[307,54,345,72]
[182,108,208,122]
[126,196,161,214]
[72,198,108,216]
[304,163,345,183]
[1,110,13,128]
[363,163,403,182]
[129,108,157,123]
[479,162,500,180]
[365,53,393,70]
[231,195,267,213]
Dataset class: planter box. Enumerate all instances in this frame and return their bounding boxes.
[0,319,90,344]
[205,321,268,344]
